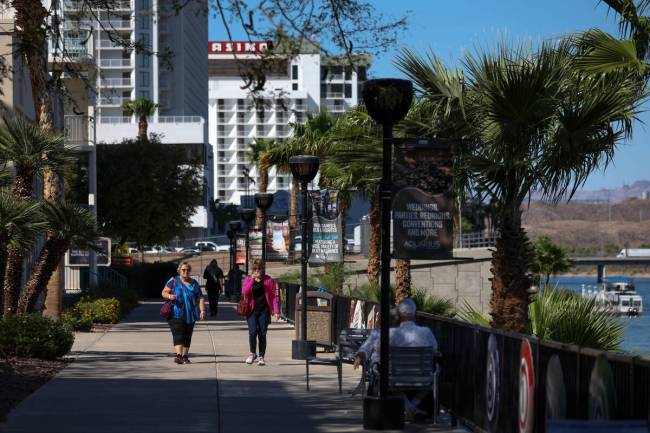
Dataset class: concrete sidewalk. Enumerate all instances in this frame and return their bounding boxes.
[0,301,466,433]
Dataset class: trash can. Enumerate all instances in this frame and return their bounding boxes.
[295,291,335,347]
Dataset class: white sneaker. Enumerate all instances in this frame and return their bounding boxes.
[258,356,266,366]
[245,353,257,364]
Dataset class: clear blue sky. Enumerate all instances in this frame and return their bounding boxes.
[209,0,649,191]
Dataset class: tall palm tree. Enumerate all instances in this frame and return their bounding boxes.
[122,97,158,141]
[0,190,47,315]
[17,201,98,313]
[244,138,275,227]
[0,115,67,317]
[396,41,641,332]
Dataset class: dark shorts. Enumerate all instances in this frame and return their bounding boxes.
[168,318,195,347]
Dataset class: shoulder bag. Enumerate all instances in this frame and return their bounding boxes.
[160,277,177,319]
[236,296,251,317]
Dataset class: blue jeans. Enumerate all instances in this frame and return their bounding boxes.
[247,311,270,356]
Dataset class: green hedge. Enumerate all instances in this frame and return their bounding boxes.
[0,314,74,359]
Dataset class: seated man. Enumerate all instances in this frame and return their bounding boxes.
[354,298,438,418]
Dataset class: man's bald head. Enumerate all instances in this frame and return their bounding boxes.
[397,298,416,321]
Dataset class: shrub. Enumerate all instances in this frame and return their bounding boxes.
[411,288,453,316]
[74,297,121,324]
[87,285,139,317]
[456,300,491,327]
[61,310,93,332]
[0,314,74,359]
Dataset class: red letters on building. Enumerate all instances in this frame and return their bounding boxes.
[208,41,272,54]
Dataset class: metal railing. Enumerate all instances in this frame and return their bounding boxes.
[454,231,499,249]
[99,95,128,106]
[99,58,131,68]
[99,116,132,124]
[64,115,89,144]
[98,39,128,49]
[157,116,204,123]
[106,19,132,29]
[276,282,650,432]
[98,267,128,289]
[101,77,132,87]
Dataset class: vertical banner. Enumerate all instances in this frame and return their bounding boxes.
[309,189,343,265]
[392,138,454,259]
[235,236,246,265]
[249,230,263,261]
[266,218,289,261]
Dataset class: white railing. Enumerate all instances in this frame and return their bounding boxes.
[454,231,499,249]
[99,58,131,68]
[64,115,89,144]
[99,96,129,105]
[106,19,132,29]
[324,103,346,112]
[99,39,128,49]
[294,105,306,111]
[99,116,133,124]
[157,116,203,123]
[325,92,344,98]
[101,77,132,87]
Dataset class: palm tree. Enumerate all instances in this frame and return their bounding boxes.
[529,236,572,288]
[0,115,67,317]
[396,41,641,333]
[266,111,336,263]
[122,97,158,141]
[17,201,98,313]
[244,138,275,227]
[0,190,47,315]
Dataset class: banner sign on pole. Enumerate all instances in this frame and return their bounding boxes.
[65,237,111,267]
[249,230,263,261]
[392,138,454,259]
[309,189,343,265]
[266,217,289,261]
[235,235,246,265]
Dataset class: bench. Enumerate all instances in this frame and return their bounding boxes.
[305,327,371,393]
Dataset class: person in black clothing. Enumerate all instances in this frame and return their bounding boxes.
[226,264,243,301]
[203,260,224,317]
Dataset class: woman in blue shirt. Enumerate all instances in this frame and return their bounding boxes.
[161,261,206,364]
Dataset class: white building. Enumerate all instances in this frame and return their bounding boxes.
[51,0,211,237]
[208,41,369,204]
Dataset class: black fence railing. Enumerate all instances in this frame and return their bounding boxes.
[276,281,650,432]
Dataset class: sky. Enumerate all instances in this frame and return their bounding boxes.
[208,0,650,191]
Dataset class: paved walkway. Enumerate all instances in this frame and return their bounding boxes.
[0,301,466,433]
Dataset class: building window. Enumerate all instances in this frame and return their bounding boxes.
[320,84,327,97]
[138,90,150,99]
[140,15,149,30]
[139,54,149,67]
[292,64,298,80]
[358,66,367,80]
[140,71,150,87]
[292,83,298,91]
[345,84,352,98]
[140,33,149,50]
[345,67,352,80]
[141,0,151,10]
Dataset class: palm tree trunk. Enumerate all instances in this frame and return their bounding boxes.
[395,259,411,304]
[367,188,381,288]
[42,167,64,320]
[3,246,23,316]
[18,237,68,313]
[287,176,298,264]
[489,210,532,333]
[255,168,269,228]
[138,114,148,141]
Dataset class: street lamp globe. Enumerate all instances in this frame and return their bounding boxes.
[254,192,274,211]
[228,220,241,232]
[226,230,234,240]
[240,208,256,224]
[362,79,413,126]
[289,155,320,183]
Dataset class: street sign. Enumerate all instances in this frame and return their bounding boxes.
[65,237,111,267]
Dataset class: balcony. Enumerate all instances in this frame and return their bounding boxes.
[64,115,89,145]
[106,19,133,30]
[99,95,129,106]
[97,116,205,144]
[99,116,133,124]
[325,92,344,99]
[98,39,129,49]
[99,58,132,68]
[100,77,132,87]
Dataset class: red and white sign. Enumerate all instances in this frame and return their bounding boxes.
[518,339,535,433]
[208,41,272,54]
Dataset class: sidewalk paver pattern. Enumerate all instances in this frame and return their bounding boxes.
[0,301,465,433]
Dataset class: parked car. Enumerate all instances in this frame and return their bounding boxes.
[143,245,175,254]
[195,241,230,252]
[180,247,200,255]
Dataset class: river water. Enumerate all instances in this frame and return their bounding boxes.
[549,276,650,354]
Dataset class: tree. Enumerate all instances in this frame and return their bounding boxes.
[396,41,641,333]
[122,98,158,141]
[529,236,572,288]
[0,190,47,313]
[17,201,98,312]
[244,138,275,227]
[96,137,202,248]
[0,115,67,316]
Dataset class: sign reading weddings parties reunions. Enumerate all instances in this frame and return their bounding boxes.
[309,190,344,266]
[392,138,454,260]
[65,237,111,267]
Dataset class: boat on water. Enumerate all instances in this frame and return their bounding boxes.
[582,277,643,316]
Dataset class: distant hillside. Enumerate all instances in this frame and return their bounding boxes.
[533,180,650,203]
[522,198,650,255]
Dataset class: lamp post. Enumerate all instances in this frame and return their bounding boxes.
[254,192,274,262]
[288,155,320,362]
[226,230,235,271]
[239,208,256,274]
[227,220,241,271]
[362,79,413,430]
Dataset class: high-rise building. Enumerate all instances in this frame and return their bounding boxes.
[208,41,369,205]
[50,0,211,237]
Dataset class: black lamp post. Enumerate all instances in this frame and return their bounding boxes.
[288,155,320,363]
[254,192,274,262]
[362,78,413,430]
[226,229,235,271]
[228,220,241,270]
[239,208,256,274]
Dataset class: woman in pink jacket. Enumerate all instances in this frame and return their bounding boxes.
[242,259,280,366]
